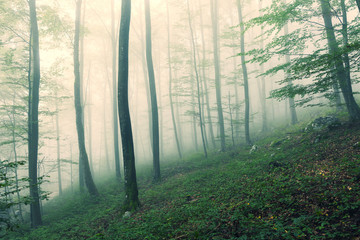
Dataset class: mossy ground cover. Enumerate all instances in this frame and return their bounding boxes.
[8,121,360,239]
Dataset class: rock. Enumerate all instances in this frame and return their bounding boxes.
[270,153,276,158]
[305,116,340,132]
[249,145,258,154]
[353,142,360,148]
[123,211,131,219]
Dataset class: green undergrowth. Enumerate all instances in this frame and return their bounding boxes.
[8,120,360,239]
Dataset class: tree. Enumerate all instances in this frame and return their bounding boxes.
[73,0,98,196]
[284,22,298,125]
[166,0,182,159]
[28,0,42,228]
[210,0,226,151]
[236,0,251,145]
[186,0,207,158]
[319,0,360,121]
[356,0,360,12]
[144,0,160,182]
[118,0,140,211]
[111,0,121,180]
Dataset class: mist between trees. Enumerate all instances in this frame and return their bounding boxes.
[0,0,359,229]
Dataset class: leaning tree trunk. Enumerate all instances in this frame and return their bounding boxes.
[111,0,121,180]
[210,0,226,151]
[74,0,98,196]
[356,0,360,13]
[28,0,42,228]
[236,0,251,145]
[118,0,140,211]
[166,0,182,159]
[144,0,160,182]
[187,0,207,158]
[319,0,360,121]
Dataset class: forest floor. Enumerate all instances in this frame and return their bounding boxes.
[7,117,360,239]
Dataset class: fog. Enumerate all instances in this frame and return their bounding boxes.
[1,0,359,220]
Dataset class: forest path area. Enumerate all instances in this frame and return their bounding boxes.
[9,119,360,239]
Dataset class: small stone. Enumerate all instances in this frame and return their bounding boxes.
[123,211,131,219]
[249,145,258,154]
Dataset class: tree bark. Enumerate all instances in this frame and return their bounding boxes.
[236,0,251,145]
[319,0,360,121]
[258,0,267,132]
[74,0,98,196]
[166,0,182,159]
[28,0,42,228]
[187,0,208,158]
[198,0,216,148]
[55,89,62,196]
[111,0,121,180]
[356,0,360,13]
[118,0,140,211]
[283,23,298,125]
[210,0,226,151]
[144,0,160,182]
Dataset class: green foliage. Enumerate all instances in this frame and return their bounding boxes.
[6,119,360,239]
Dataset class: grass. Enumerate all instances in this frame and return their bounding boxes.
[7,119,360,239]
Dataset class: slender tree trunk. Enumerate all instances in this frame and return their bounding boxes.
[144,0,160,182]
[103,82,111,171]
[118,0,140,211]
[258,0,267,132]
[340,0,351,85]
[156,56,164,159]
[111,0,121,180]
[236,0,251,145]
[86,68,94,175]
[319,0,360,121]
[210,0,226,151]
[190,58,199,151]
[28,0,42,228]
[70,144,73,193]
[139,25,153,154]
[283,23,298,125]
[228,92,235,147]
[11,98,23,221]
[356,0,360,13]
[187,0,207,158]
[166,0,182,159]
[74,0,98,196]
[55,90,62,196]
[198,0,216,148]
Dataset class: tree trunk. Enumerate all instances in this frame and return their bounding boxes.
[111,0,121,180]
[11,97,23,221]
[258,0,267,132]
[85,67,94,175]
[210,0,226,151]
[198,0,216,148]
[228,92,235,147]
[283,23,298,125]
[236,0,251,145]
[118,0,140,211]
[144,0,160,182]
[356,0,360,13]
[320,0,360,121]
[166,0,182,159]
[187,0,207,158]
[28,0,42,228]
[74,0,98,196]
[55,90,62,196]
[103,81,111,171]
